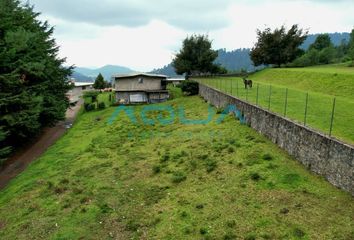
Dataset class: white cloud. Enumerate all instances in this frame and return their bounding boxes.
[30,0,354,71]
[54,20,186,71]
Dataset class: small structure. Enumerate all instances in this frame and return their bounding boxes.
[112,73,169,104]
[67,81,94,103]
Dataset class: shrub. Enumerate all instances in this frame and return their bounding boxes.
[98,102,106,110]
[152,165,161,174]
[262,153,273,161]
[293,228,305,238]
[206,160,217,173]
[200,227,208,235]
[160,153,170,163]
[84,103,96,112]
[178,80,199,95]
[83,90,99,102]
[171,171,187,183]
[250,172,261,181]
[196,204,204,209]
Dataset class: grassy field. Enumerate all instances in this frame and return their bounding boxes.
[195,64,354,144]
[0,91,353,239]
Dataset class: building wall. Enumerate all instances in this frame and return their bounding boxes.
[68,85,93,103]
[114,76,163,91]
[199,84,354,196]
[115,91,169,104]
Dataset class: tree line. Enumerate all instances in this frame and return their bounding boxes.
[172,26,354,77]
[0,0,72,165]
[250,25,354,67]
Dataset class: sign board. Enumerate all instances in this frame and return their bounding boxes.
[130,94,145,103]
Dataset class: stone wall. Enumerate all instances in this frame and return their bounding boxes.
[199,84,354,195]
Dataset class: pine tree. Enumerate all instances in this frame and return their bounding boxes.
[349,29,354,63]
[0,0,72,160]
[93,73,105,89]
[0,128,11,166]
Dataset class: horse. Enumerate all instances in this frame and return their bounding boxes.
[243,78,253,89]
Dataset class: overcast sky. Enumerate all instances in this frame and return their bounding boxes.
[26,0,354,71]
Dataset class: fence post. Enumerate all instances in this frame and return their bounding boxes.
[304,93,309,126]
[231,79,233,95]
[246,87,248,102]
[329,97,336,137]
[236,79,239,97]
[268,85,272,110]
[284,88,288,117]
[256,83,259,106]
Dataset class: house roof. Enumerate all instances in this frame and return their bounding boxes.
[115,89,169,93]
[74,82,93,87]
[112,73,167,79]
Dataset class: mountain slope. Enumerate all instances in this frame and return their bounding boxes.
[301,32,350,50]
[75,65,135,81]
[70,71,93,82]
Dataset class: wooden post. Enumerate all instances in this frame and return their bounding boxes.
[284,88,288,117]
[329,97,336,137]
[304,93,309,126]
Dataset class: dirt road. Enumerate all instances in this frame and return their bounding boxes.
[0,99,83,190]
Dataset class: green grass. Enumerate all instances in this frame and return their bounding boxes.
[84,91,114,106]
[0,91,353,239]
[195,64,354,144]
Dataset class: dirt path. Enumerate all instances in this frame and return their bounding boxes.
[0,99,83,190]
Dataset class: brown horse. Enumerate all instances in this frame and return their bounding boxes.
[243,78,253,89]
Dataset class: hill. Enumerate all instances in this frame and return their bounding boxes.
[75,65,135,81]
[150,63,182,77]
[0,91,353,239]
[301,32,350,50]
[70,71,93,82]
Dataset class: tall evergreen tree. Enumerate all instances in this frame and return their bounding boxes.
[349,29,354,63]
[0,0,72,161]
[93,73,105,89]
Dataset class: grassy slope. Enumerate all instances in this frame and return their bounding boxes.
[196,64,354,144]
[250,65,354,99]
[0,92,353,239]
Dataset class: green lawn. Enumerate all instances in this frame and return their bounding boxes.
[84,92,114,106]
[195,65,354,144]
[0,92,353,239]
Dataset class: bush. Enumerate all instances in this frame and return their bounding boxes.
[205,160,217,173]
[171,171,187,183]
[84,103,96,112]
[98,102,106,110]
[152,165,161,174]
[83,91,99,102]
[262,153,273,161]
[178,80,199,95]
[250,172,261,181]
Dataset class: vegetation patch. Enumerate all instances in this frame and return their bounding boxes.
[0,94,353,239]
